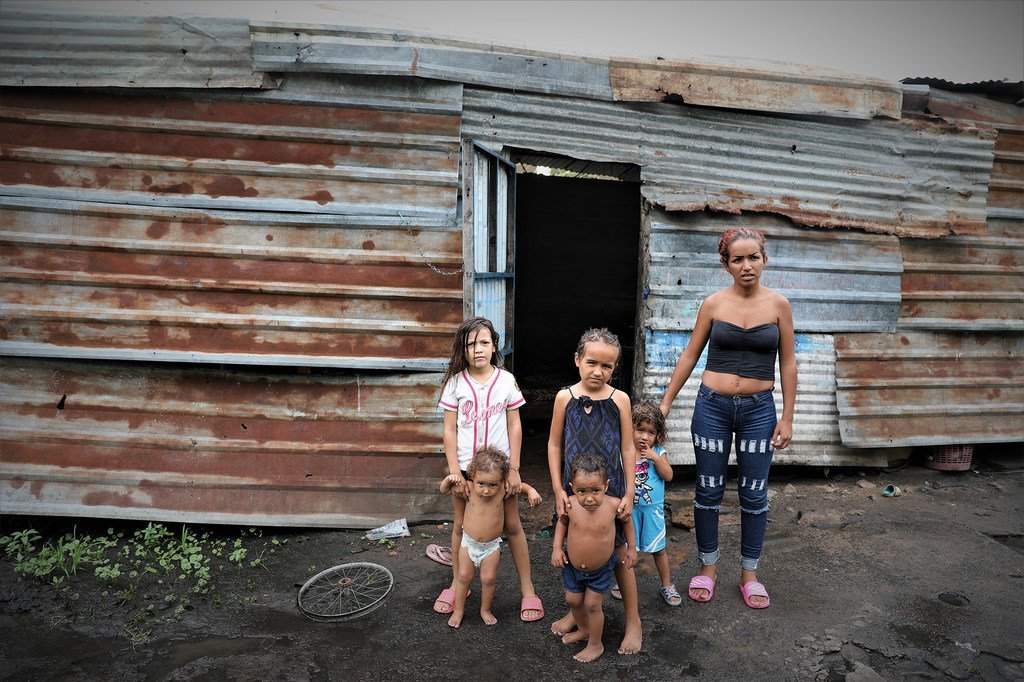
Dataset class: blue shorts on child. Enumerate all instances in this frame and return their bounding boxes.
[632,505,667,553]
[562,553,617,594]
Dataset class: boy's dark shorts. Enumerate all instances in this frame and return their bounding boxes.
[562,553,617,594]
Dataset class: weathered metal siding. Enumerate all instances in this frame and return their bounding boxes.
[462,88,994,237]
[645,331,886,466]
[252,22,903,121]
[641,208,894,466]
[647,209,903,333]
[0,75,464,370]
[835,332,1024,447]
[610,56,902,120]
[0,358,447,527]
[251,21,614,101]
[0,10,269,89]
[897,89,1023,332]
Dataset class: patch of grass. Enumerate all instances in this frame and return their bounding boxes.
[1,521,288,644]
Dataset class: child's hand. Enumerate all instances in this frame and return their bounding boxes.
[527,487,543,507]
[551,546,566,568]
[506,468,523,498]
[624,545,638,570]
[616,495,634,520]
[440,473,462,494]
[555,489,571,517]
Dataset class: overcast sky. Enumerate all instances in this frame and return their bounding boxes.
[16,0,1024,83]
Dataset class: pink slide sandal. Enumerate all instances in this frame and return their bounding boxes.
[739,581,771,609]
[687,575,715,603]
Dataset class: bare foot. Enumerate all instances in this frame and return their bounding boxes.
[551,611,576,637]
[447,613,462,628]
[617,623,642,655]
[561,629,589,645]
[480,610,497,626]
[573,642,605,663]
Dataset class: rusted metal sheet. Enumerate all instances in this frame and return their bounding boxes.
[462,88,994,237]
[610,56,902,120]
[643,331,887,466]
[834,331,1024,447]
[0,357,448,527]
[647,209,902,333]
[0,196,462,370]
[895,88,1023,332]
[0,75,464,370]
[251,21,614,101]
[0,9,270,89]
[0,75,462,218]
[909,88,1023,215]
[898,220,1024,331]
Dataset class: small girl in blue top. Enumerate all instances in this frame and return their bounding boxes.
[630,402,680,606]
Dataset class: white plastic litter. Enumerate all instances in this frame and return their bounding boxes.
[364,518,410,540]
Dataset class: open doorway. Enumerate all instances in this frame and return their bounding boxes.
[511,160,642,441]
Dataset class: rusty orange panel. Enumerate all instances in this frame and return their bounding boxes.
[0,197,463,369]
[610,56,903,120]
[0,357,449,527]
[835,331,1023,447]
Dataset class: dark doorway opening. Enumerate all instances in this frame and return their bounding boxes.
[512,171,641,439]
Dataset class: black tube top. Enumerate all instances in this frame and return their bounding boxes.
[705,321,779,381]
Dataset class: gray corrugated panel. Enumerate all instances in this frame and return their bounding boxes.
[835,331,1024,447]
[895,89,1023,332]
[0,75,462,219]
[0,358,448,528]
[462,88,994,237]
[908,88,1023,214]
[0,195,462,370]
[611,56,902,120]
[250,21,613,100]
[0,10,268,88]
[644,331,886,466]
[646,209,903,333]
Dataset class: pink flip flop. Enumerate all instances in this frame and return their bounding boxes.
[739,581,771,609]
[520,595,545,622]
[433,587,456,614]
[687,575,715,603]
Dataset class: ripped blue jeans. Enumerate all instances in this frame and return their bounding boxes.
[691,384,776,571]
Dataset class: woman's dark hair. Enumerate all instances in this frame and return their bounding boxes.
[569,452,608,482]
[718,228,767,265]
[440,317,502,392]
[468,445,509,480]
[632,401,667,444]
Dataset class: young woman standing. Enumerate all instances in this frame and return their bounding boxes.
[660,228,796,609]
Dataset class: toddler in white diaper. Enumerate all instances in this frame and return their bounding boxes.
[439,445,542,628]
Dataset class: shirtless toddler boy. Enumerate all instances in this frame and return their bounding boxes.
[551,452,636,663]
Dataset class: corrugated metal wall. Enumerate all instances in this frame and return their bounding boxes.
[835,332,1023,447]
[0,75,464,369]
[0,74,463,526]
[835,90,1023,448]
[642,209,894,465]
[0,10,269,89]
[462,87,994,237]
[0,358,447,527]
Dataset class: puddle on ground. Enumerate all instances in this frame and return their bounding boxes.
[144,636,264,680]
[987,533,1024,556]
[937,592,970,607]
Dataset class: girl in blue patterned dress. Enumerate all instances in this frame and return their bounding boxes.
[547,328,642,655]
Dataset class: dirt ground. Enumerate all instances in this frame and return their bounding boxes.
[2,445,1023,681]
